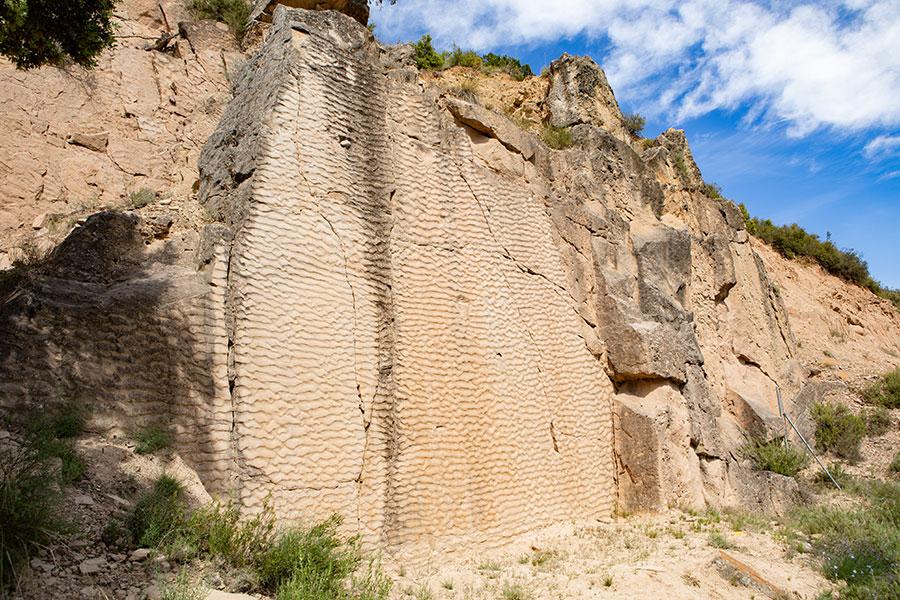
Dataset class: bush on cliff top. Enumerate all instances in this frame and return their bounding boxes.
[411,35,534,80]
[738,203,900,311]
[0,0,116,69]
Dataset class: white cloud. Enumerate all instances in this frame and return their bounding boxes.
[864,135,900,159]
[371,0,900,134]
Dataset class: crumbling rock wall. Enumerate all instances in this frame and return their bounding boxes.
[0,1,839,554]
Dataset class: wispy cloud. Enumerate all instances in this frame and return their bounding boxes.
[864,135,900,160]
[372,1,900,135]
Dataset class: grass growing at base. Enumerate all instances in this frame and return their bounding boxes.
[133,423,172,455]
[865,406,892,436]
[125,494,390,600]
[783,478,899,599]
[811,402,866,461]
[1,401,87,591]
[743,438,809,476]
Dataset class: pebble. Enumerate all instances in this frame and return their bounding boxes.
[79,557,107,575]
[73,494,94,506]
[129,549,151,562]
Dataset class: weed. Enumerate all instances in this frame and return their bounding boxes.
[681,573,700,587]
[174,500,275,567]
[447,79,479,103]
[823,349,835,359]
[410,584,433,600]
[891,452,900,476]
[701,182,724,199]
[161,570,204,600]
[101,519,131,549]
[603,575,613,587]
[708,531,733,549]
[667,528,685,539]
[722,508,769,533]
[188,0,252,41]
[527,549,556,567]
[133,423,172,455]
[863,369,900,409]
[645,528,658,539]
[500,582,531,600]
[441,580,453,590]
[623,113,645,136]
[541,124,573,149]
[671,150,689,181]
[865,406,892,436]
[128,475,186,547]
[413,35,443,70]
[129,188,156,209]
[743,438,809,476]
[811,402,866,461]
[0,443,64,589]
[812,463,852,487]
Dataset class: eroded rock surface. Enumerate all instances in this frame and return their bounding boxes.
[2,0,898,559]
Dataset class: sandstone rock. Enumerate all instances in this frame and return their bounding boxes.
[67,132,109,153]
[546,54,628,140]
[32,213,47,230]
[444,97,539,162]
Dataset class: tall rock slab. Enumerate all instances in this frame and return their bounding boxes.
[199,7,615,550]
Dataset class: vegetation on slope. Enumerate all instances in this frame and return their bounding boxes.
[1,402,88,590]
[733,202,900,310]
[412,34,533,80]
[0,0,117,69]
[188,0,252,41]
[120,477,391,600]
[783,477,899,599]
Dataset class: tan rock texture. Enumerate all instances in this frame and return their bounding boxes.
[2,0,899,558]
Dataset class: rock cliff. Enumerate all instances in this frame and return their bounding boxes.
[1,0,898,557]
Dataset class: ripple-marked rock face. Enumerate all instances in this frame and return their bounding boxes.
[6,1,896,559]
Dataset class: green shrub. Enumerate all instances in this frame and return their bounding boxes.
[482,53,533,80]
[863,369,900,409]
[865,406,892,436]
[413,35,443,70]
[701,182,724,200]
[743,438,809,476]
[128,475,186,547]
[890,452,900,476]
[133,423,172,455]
[708,531,733,549]
[541,124,573,149]
[444,46,482,69]
[0,0,116,69]
[623,113,646,136]
[812,402,866,461]
[189,0,252,40]
[129,188,156,209]
[671,150,690,181]
[258,515,357,592]
[0,444,63,589]
[175,501,275,567]
[26,403,88,484]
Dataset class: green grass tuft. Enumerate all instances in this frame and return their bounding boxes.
[189,0,252,41]
[743,438,809,476]
[133,423,172,455]
[708,531,733,549]
[865,405,892,437]
[890,452,900,476]
[811,402,866,461]
[128,475,187,548]
[541,124,573,149]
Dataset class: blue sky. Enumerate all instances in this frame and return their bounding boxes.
[371,0,900,288]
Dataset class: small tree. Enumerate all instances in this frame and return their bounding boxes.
[413,34,443,70]
[623,112,646,136]
[0,0,117,69]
